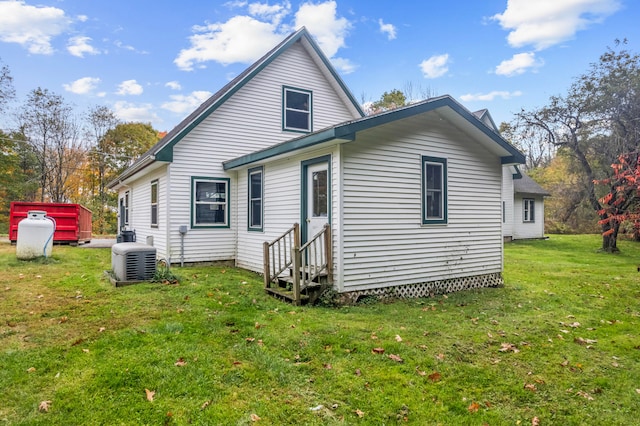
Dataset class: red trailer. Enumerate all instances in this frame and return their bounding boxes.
[9,202,92,245]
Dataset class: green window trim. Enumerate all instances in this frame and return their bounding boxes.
[191,176,231,228]
[283,86,312,133]
[523,198,535,223]
[248,166,264,232]
[150,180,158,228]
[421,156,448,224]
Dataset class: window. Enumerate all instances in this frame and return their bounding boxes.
[192,177,230,227]
[248,167,263,231]
[150,180,158,228]
[283,87,312,132]
[421,156,447,224]
[120,191,130,230]
[523,198,535,222]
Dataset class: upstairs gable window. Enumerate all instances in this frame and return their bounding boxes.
[283,87,312,132]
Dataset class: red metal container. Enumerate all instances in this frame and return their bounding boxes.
[9,202,92,245]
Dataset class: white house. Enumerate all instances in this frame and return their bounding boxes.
[502,165,550,241]
[108,28,526,303]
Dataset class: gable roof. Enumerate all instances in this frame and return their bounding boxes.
[108,27,364,189]
[224,95,526,170]
[472,109,499,133]
[514,170,551,196]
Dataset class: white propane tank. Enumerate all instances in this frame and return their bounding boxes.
[16,210,55,260]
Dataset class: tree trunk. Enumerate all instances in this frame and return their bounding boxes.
[601,221,620,253]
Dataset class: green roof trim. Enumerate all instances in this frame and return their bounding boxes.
[110,27,364,186]
[224,95,525,170]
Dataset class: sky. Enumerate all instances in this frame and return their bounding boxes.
[0,0,638,133]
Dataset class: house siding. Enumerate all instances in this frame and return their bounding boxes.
[502,165,515,239]
[120,165,168,257]
[235,146,339,272]
[164,41,358,263]
[513,194,545,239]
[340,114,503,292]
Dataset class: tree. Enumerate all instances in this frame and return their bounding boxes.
[102,122,160,179]
[596,151,640,240]
[512,42,640,252]
[85,106,120,234]
[0,57,15,113]
[17,87,83,203]
[370,89,407,113]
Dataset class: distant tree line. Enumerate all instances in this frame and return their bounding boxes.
[0,58,160,235]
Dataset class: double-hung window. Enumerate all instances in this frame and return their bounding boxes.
[248,167,263,231]
[150,180,158,228]
[523,198,535,222]
[422,156,447,224]
[283,87,312,132]
[192,177,230,227]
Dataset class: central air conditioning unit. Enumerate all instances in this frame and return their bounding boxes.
[111,242,157,282]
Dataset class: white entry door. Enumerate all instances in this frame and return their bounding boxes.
[305,162,328,242]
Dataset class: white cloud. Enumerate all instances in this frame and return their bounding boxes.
[378,19,396,40]
[460,90,523,102]
[116,80,144,96]
[165,81,182,90]
[492,0,621,50]
[174,15,283,70]
[419,54,450,79]
[113,101,160,124]
[495,52,543,76]
[76,15,88,23]
[331,57,357,74]
[248,1,291,25]
[174,1,353,72]
[0,0,71,54]
[67,35,99,57]
[294,1,350,58]
[161,91,212,114]
[62,77,101,95]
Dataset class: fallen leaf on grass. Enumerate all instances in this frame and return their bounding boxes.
[250,413,260,421]
[577,390,594,400]
[468,402,480,413]
[428,371,442,382]
[323,363,332,369]
[574,337,597,346]
[371,347,385,354]
[38,400,51,412]
[532,416,540,426]
[415,367,426,376]
[355,368,361,376]
[635,389,640,394]
[174,358,187,367]
[145,389,155,402]
[499,343,520,353]
[388,354,403,363]
[27,367,36,373]
[98,327,106,332]
[524,383,537,392]
[355,409,365,418]
[395,335,403,342]
[82,349,90,353]
[435,353,445,361]
[201,400,211,410]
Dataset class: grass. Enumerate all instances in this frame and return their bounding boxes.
[0,234,639,425]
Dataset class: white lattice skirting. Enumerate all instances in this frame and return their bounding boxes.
[339,272,504,304]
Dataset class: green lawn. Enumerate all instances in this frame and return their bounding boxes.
[0,235,639,425]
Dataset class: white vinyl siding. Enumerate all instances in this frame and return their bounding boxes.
[501,165,515,239]
[340,113,503,292]
[164,41,358,264]
[120,165,168,257]
[513,194,545,239]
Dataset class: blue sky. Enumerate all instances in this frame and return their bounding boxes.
[0,0,637,132]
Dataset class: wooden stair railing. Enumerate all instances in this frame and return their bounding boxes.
[263,223,332,305]
[263,223,299,289]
